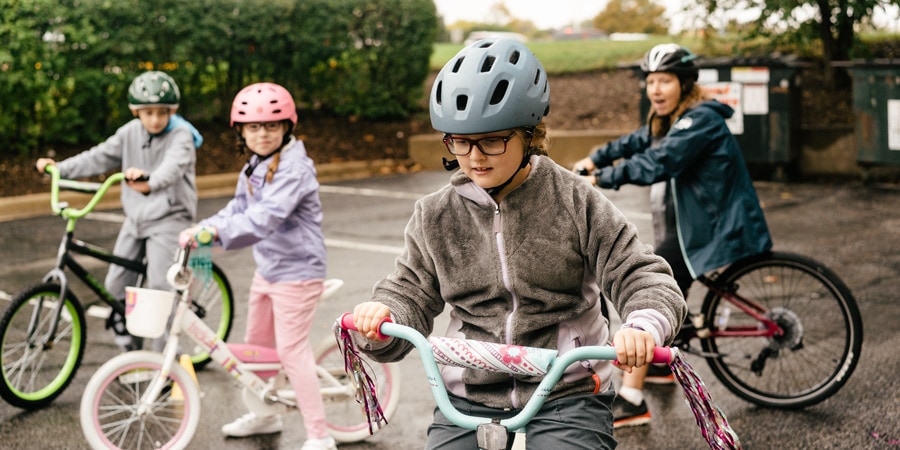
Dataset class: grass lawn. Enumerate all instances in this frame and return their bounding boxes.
[431,36,704,73]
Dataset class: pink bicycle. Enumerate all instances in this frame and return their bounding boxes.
[79,234,401,449]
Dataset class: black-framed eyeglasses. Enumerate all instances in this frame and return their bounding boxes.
[441,131,517,156]
[243,122,284,132]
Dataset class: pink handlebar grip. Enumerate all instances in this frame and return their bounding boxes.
[652,346,673,364]
[338,312,392,341]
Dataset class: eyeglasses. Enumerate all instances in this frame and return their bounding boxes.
[442,132,517,156]
[243,122,284,132]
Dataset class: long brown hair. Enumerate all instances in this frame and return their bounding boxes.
[646,84,709,138]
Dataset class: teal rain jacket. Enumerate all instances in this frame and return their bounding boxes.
[591,100,772,277]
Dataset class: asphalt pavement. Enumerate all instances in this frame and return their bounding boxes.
[0,169,898,449]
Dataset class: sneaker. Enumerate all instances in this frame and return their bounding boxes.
[301,436,337,450]
[221,412,283,437]
[644,363,675,385]
[612,396,652,428]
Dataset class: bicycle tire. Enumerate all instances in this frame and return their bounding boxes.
[187,263,234,368]
[80,350,201,450]
[699,251,863,408]
[0,282,86,409]
[314,336,401,442]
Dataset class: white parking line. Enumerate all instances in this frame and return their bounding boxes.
[320,185,425,200]
[325,238,403,255]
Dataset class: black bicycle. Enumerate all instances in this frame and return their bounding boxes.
[0,166,235,409]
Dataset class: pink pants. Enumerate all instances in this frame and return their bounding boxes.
[245,273,328,439]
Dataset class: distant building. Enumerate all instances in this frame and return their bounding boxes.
[553,26,608,41]
[464,31,528,45]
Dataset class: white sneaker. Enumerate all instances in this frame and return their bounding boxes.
[301,436,337,450]
[221,412,283,437]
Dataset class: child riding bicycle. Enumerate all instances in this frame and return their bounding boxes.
[179,82,334,450]
[35,70,202,353]
[347,38,687,449]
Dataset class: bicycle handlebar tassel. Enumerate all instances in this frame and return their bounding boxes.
[332,320,388,435]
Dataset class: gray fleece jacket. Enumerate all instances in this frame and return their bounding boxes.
[56,116,198,224]
[363,155,686,409]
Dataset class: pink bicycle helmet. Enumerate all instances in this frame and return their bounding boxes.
[230,82,298,127]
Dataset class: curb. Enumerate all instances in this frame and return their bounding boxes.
[0,159,415,223]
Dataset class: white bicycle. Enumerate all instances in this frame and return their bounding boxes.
[79,234,401,449]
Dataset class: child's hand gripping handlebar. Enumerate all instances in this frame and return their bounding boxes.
[336,312,671,445]
[166,228,215,291]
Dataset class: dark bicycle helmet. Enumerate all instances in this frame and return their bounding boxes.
[128,71,180,109]
[640,43,699,91]
[430,38,550,135]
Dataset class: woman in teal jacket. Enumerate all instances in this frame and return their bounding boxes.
[573,43,772,427]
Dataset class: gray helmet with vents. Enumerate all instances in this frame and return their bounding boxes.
[430,38,550,135]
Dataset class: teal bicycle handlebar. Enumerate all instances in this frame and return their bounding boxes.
[338,312,672,432]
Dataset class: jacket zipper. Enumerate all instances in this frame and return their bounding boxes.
[493,201,522,408]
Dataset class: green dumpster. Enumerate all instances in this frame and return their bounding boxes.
[635,57,807,180]
[843,60,900,167]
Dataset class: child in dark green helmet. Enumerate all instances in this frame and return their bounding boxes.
[36,70,203,352]
[347,38,686,450]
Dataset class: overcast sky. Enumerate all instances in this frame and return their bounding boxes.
[432,0,900,32]
[433,0,606,30]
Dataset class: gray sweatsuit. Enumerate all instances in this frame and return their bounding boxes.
[56,116,199,303]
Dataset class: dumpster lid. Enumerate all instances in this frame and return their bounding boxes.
[832,59,900,68]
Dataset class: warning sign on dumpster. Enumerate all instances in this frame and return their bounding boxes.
[698,70,744,135]
[889,99,900,151]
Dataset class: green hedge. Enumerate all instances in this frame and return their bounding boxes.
[0,0,437,157]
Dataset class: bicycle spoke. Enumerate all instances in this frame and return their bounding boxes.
[700,252,862,408]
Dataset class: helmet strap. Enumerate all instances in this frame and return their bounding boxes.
[484,129,534,197]
[485,157,530,197]
[442,157,460,171]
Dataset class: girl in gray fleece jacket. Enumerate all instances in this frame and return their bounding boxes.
[350,39,686,449]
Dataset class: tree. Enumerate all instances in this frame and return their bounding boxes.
[592,0,668,35]
[691,0,900,86]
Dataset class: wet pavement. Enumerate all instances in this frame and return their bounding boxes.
[1,169,898,449]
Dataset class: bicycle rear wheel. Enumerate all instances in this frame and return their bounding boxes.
[0,282,86,409]
[700,251,863,408]
[186,263,234,368]
[314,337,401,443]
[80,350,201,450]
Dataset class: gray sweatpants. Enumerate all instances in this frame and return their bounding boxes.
[425,390,617,450]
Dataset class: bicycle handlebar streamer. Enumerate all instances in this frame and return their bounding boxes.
[669,347,743,450]
[333,324,388,435]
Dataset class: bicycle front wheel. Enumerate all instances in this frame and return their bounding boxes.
[187,263,234,368]
[0,282,86,409]
[80,350,201,450]
[314,336,401,443]
[700,251,863,408]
